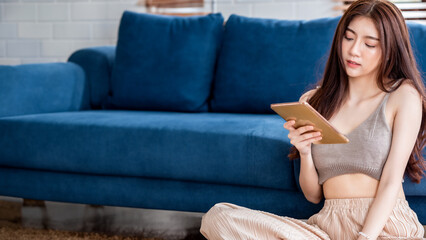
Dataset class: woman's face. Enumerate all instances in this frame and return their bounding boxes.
[341,16,382,80]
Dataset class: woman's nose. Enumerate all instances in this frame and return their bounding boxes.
[349,41,361,57]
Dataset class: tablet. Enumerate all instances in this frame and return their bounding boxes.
[271,101,349,144]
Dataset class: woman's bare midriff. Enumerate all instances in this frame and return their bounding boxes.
[323,173,406,200]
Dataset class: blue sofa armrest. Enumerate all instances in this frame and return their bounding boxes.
[0,62,86,118]
[68,46,115,109]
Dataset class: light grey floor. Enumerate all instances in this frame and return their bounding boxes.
[0,196,205,240]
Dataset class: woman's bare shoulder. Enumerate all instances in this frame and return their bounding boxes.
[388,80,422,114]
[299,88,318,102]
[389,80,422,103]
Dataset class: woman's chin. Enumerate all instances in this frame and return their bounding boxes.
[345,70,362,78]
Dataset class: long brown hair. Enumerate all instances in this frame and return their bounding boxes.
[289,0,426,183]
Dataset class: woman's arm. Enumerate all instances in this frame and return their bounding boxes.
[299,88,323,203]
[284,88,323,204]
[299,151,323,204]
[357,83,423,240]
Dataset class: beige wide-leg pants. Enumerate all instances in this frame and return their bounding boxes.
[200,198,424,240]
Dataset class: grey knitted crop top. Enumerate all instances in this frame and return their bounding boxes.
[311,93,392,185]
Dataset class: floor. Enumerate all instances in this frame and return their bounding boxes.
[0,196,205,240]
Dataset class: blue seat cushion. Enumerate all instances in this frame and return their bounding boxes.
[109,11,224,112]
[0,111,296,191]
[210,15,340,113]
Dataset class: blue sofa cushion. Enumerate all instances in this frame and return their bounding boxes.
[109,11,224,112]
[0,63,86,118]
[0,111,296,191]
[407,21,426,80]
[210,15,339,113]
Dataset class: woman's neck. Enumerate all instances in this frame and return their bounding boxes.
[347,76,384,103]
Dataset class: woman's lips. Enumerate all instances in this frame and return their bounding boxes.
[347,60,361,68]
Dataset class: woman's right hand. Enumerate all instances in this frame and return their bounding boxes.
[283,120,322,156]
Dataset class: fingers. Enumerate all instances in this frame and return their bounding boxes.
[304,135,323,145]
[283,120,296,130]
[300,131,322,142]
[291,136,323,154]
[300,136,323,150]
[296,125,314,135]
[302,132,323,144]
[285,122,316,138]
[283,121,322,149]
[283,121,314,134]
[290,132,322,145]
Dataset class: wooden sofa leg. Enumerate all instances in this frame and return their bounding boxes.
[23,199,46,207]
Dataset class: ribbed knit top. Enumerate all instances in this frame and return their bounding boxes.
[311,93,392,185]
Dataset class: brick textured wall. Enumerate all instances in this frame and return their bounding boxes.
[0,0,336,65]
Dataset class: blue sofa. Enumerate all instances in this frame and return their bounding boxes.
[0,12,425,224]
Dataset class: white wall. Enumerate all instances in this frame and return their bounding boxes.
[0,0,338,65]
[216,0,336,20]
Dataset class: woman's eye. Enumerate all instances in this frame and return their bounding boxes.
[344,35,353,41]
[365,44,375,48]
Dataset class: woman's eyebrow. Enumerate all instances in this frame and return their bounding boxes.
[346,27,380,41]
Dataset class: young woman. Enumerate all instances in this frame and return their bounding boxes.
[200,0,425,239]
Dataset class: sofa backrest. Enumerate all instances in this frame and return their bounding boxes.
[407,21,426,85]
[209,16,426,114]
[69,14,426,113]
[209,15,340,114]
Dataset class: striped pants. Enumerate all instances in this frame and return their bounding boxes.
[200,198,424,240]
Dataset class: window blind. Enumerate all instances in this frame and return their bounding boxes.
[137,0,214,16]
[334,0,426,24]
